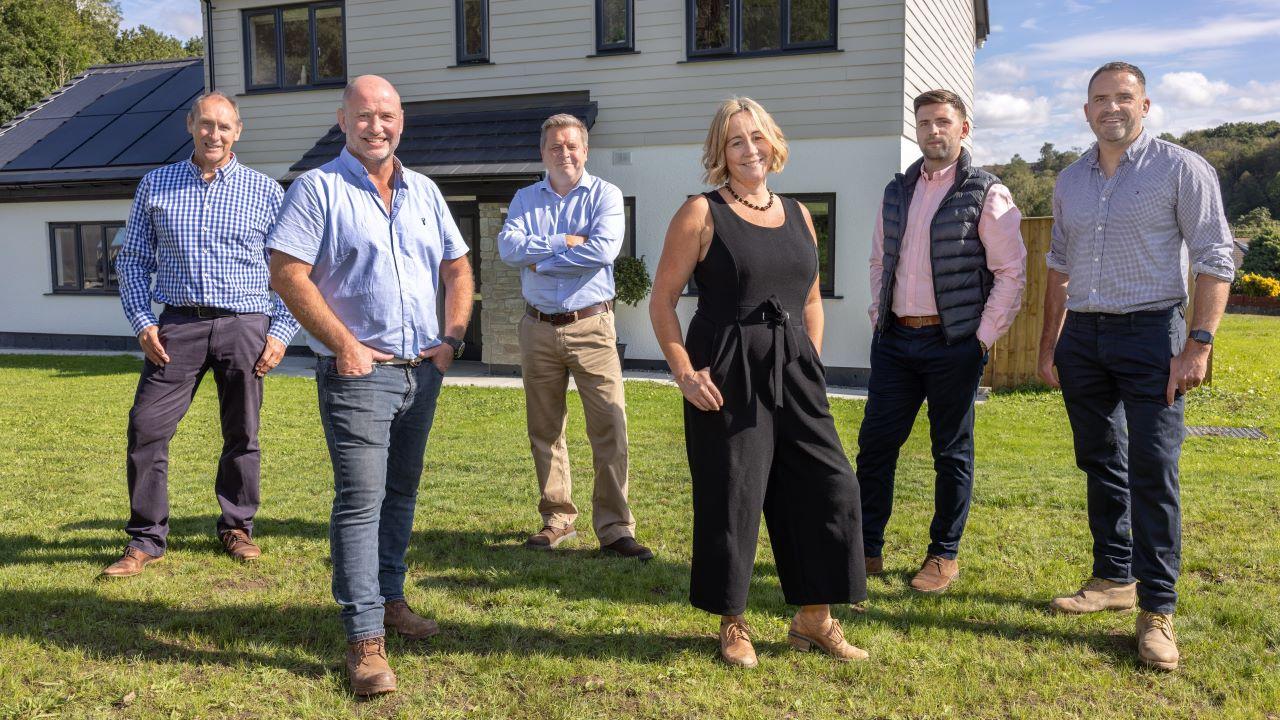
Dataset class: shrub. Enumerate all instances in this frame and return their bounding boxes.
[1234,272,1280,298]
[1240,227,1280,279]
[613,255,652,306]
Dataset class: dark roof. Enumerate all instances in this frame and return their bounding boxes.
[0,58,203,192]
[289,91,597,177]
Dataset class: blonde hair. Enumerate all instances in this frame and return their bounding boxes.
[540,113,589,148]
[700,97,788,186]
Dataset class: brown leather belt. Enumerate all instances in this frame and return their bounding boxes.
[526,300,613,327]
[895,314,942,328]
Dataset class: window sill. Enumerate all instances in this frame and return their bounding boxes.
[679,46,842,64]
[239,83,345,96]
[448,60,494,68]
[587,49,639,58]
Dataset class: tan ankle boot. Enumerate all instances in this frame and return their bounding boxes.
[909,554,959,593]
[719,618,758,668]
[384,599,439,640]
[788,615,868,661]
[346,636,397,696]
[1136,611,1179,671]
[1050,577,1137,614]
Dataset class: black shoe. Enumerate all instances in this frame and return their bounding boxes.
[601,536,654,561]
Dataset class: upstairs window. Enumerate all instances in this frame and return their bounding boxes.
[50,222,125,294]
[596,0,635,54]
[244,2,345,91]
[688,0,836,59]
[456,0,490,64]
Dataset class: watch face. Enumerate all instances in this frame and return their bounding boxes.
[1189,330,1213,345]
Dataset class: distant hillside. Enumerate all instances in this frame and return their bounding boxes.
[983,120,1280,226]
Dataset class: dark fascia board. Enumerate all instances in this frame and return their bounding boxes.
[0,180,141,203]
[974,0,990,42]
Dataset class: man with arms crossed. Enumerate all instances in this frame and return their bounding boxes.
[858,89,1026,593]
[268,75,474,695]
[106,91,299,577]
[497,113,652,560]
[1039,61,1235,671]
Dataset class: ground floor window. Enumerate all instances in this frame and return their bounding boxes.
[49,222,125,294]
[790,193,836,296]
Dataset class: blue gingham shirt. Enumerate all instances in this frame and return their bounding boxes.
[265,148,469,360]
[496,171,624,314]
[116,155,300,342]
[1048,130,1236,314]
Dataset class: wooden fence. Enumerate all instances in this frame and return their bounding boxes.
[982,216,1052,390]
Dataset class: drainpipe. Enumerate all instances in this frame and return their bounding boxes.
[203,0,216,91]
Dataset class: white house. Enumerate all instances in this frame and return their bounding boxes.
[0,0,990,383]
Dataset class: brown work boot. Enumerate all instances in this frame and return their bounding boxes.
[100,546,160,578]
[865,555,884,576]
[601,536,655,561]
[220,529,261,561]
[788,614,869,661]
[909,554,959,593]
[524,525,577,550]
[346,636,397,696]
[1049,577,1137,614]
[1136,611,1179,671]
[384,599,439,640]
[718,617,758,668]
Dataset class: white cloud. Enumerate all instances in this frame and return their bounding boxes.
[1065,0,1092,13]
[1029,15,1280,61]
[979,58,1029,88]
[974,92,1053,129]
[1019,18,1041,30]
[1156,72,1231,107]
[990,24,1005,33]
[119,0,202,40]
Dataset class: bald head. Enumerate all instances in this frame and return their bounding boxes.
[337,75,403,170]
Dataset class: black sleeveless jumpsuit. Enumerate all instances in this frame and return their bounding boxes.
[684,190,867,615]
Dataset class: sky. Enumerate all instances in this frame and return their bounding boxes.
[120,0,1280,165]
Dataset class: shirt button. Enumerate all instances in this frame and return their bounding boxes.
[1096,225,1103,230]
[1094,257,1099,262]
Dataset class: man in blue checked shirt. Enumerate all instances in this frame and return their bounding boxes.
[103,91,300,580]
[498,113,652,562]
[268,75,474,697]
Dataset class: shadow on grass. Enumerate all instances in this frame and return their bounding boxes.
[0,354,141,377]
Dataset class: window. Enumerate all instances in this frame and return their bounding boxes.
[596,0,634,53]
[49,222,126,294]
[456,0,490,64]
[687,0,836,59]
[243,2,345,91]
[619,197,638,257]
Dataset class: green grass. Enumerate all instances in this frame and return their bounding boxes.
[1,314,1278,719]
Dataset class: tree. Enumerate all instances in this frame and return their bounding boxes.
[1232,207,1279,240]
[111,25,193,65]
[1240,228,1280,279]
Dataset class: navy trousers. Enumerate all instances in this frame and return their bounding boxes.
[1055,307,1186,614]
[856,323,987,560]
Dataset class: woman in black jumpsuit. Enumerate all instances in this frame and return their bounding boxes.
[651,98,868,667]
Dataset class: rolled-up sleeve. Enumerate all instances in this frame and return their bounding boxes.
[1176,156,1236,281]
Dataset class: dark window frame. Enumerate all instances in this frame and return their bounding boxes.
[241,1,346,93]
[455,0,491,65]
[48,221,127,295]
[685,0,837,60]
[620,196,638,257]
[595,0,635,54]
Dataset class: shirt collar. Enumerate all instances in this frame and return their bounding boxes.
[919,161,957,183]
[538,169,593,197]
[337,146,405,186]
[186,152,239,181]
[1086,128,1152,168]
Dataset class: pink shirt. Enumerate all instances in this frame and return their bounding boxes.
[868,161,1027,348]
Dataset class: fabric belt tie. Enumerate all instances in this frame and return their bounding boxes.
[697,295,802,410]
[526,300,613,326]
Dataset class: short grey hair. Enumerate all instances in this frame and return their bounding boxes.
[540,113,588,148]
[187,91,241,124]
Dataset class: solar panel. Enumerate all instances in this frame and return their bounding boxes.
[2,115,115,170]
[79,68,180,116]
[0,118,66,168]
[166,139,195,163]
[131,64,205,113]
[30,73,130,120]
[112,107,191,166]
[55,111,170,168]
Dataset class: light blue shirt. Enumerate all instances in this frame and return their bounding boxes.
[265,148,469,359]
[497,171,624,314]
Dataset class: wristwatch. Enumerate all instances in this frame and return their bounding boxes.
[442,335,465,359]
[1188,329,1214,346]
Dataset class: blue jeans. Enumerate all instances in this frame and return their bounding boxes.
[1055,307,1186,614]
[315,357,444,641]
[856,323,988,560]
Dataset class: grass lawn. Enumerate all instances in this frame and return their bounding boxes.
[1,313,1278,719]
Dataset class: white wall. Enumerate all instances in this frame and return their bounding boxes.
[590,134,901,371]
[0,199,142,338]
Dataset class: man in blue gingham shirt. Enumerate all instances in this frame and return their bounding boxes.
[104,92,297,579]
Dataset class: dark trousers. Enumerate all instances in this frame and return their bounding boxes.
[125,310,270,556]
[856,323,987,560]
[1055,307,1186,614]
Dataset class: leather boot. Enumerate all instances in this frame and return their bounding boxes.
[1136,611,1179,671]
[909,554,959,593]
[1050,577,1137,614]
[788,614,869,661]
[346,636,397,696]
[718,618,758,668]
[384,599,439,640]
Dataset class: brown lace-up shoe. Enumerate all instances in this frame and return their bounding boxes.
[601,536,654,561]
[719,618,758,668]
[909,554,959,593]
[1049,577,1137,614]
[865,555,884,576]
[384,599,439,640]
[346,636,397,696]
[524,525,577,550]
[788,615,869,661]
[220,529,261,561]
[1136,611,1179,671]
[100,546,160,578]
